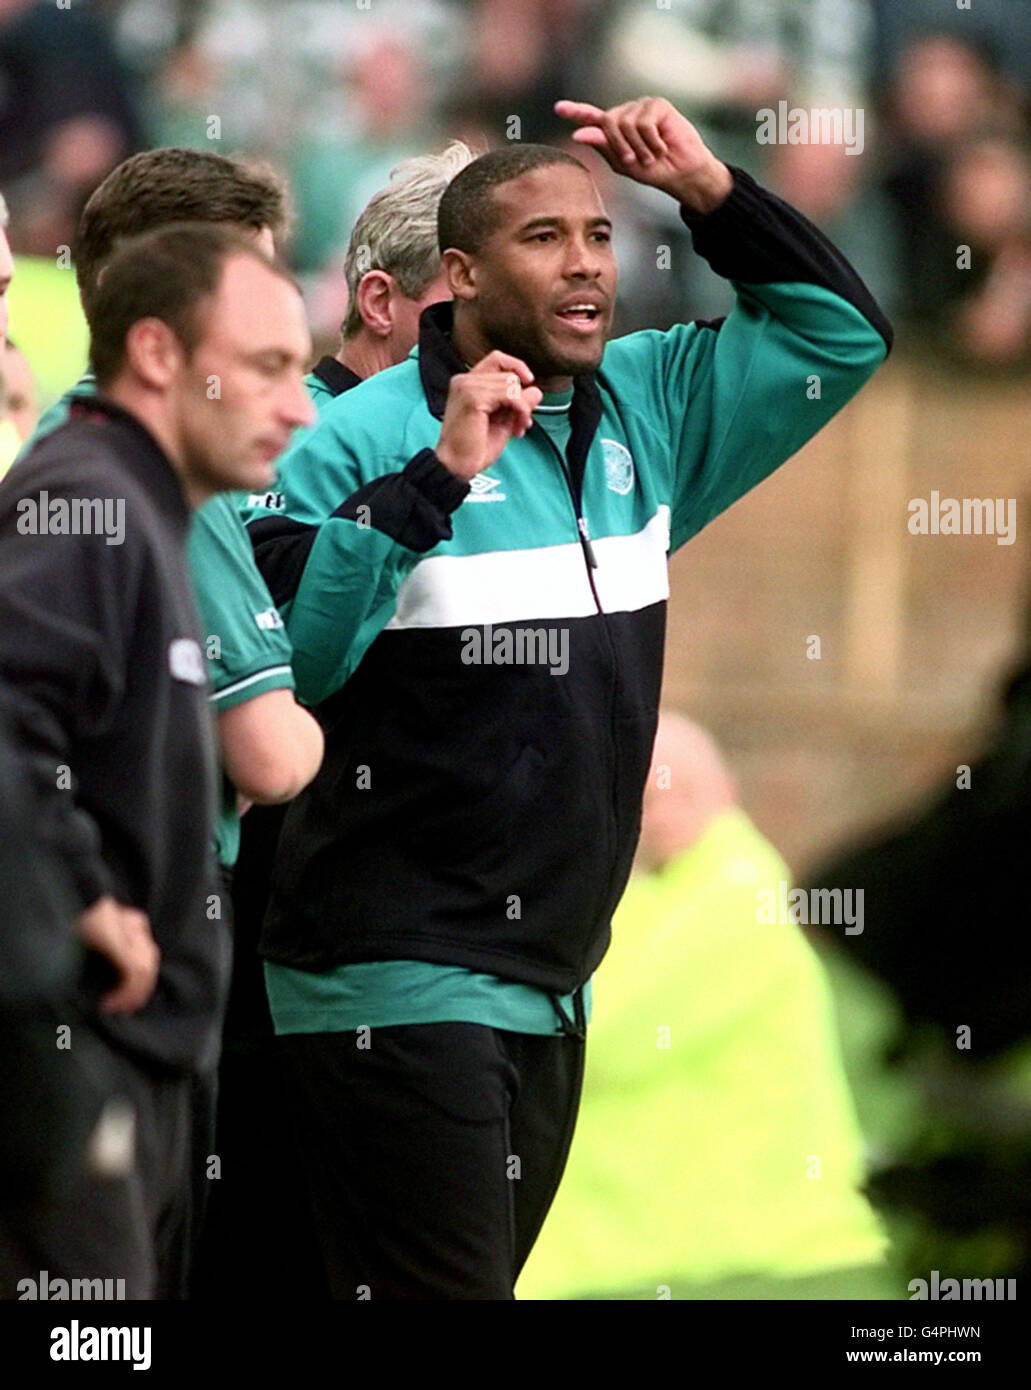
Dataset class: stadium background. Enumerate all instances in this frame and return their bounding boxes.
[2,0,1029,1298]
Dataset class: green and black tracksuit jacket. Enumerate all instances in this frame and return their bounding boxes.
[242,166,892,996]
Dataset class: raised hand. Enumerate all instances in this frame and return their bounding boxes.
[555,97,734,215]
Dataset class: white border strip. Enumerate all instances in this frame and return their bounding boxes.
[209,664,294,704]
[386,507,670,630]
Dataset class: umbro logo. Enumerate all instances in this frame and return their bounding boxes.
[466,475,506,503]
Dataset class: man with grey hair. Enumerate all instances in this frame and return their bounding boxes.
[308,142,475,402]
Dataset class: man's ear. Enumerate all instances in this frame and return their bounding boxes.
[123,317,183,390]
[441,248,477,301]
[355,270,394,337]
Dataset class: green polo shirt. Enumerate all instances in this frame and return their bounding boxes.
[188,494,295,865]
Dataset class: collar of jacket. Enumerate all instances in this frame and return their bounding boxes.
[311,355,363,397]
[417,300,604,499]
[67,393,193,532]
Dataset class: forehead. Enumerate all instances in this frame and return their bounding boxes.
[0,228,13,278]
[201,253,309,348]
[488,164,606,231]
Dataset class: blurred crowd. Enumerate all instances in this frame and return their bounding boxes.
[2,0,1031,371]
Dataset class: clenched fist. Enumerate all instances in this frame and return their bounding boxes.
[436,350,544,481]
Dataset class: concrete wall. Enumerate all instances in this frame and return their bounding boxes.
[664,355,1031,872]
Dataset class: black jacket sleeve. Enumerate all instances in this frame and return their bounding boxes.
[248,449,469,610]
[0,483,142,909]
[682,166,893,352]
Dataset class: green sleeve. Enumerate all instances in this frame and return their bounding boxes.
[604,280,887,554]
[187,495,294,712]
[280,513,424,705]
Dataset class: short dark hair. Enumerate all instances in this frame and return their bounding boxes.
[437,145,588,255]
[74,148,290,324]
[89,223,282,388]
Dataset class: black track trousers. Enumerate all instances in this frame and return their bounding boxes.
[277,1022,586,1300]
[192,867,326,1300]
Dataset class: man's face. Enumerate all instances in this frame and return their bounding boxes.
[389,266,450,364]
[172,253,314,496]
[0,227,14,349]
[461,164,617,383]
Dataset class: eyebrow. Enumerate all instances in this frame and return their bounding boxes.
[242,345,307,366]
[517,215,613,235]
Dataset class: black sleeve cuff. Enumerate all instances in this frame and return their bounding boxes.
[401,448,471,515]
[333,448,470,552]
[249,454,470,607]
[680,165,893,352]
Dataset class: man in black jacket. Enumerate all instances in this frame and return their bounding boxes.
[0,223,312,1298]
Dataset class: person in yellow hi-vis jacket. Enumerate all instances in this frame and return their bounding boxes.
[518,712,898,1300]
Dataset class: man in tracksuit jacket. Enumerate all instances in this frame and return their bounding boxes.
[24,146,326,1297]
[0,224,312,1297]
[242,97,893,1299]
